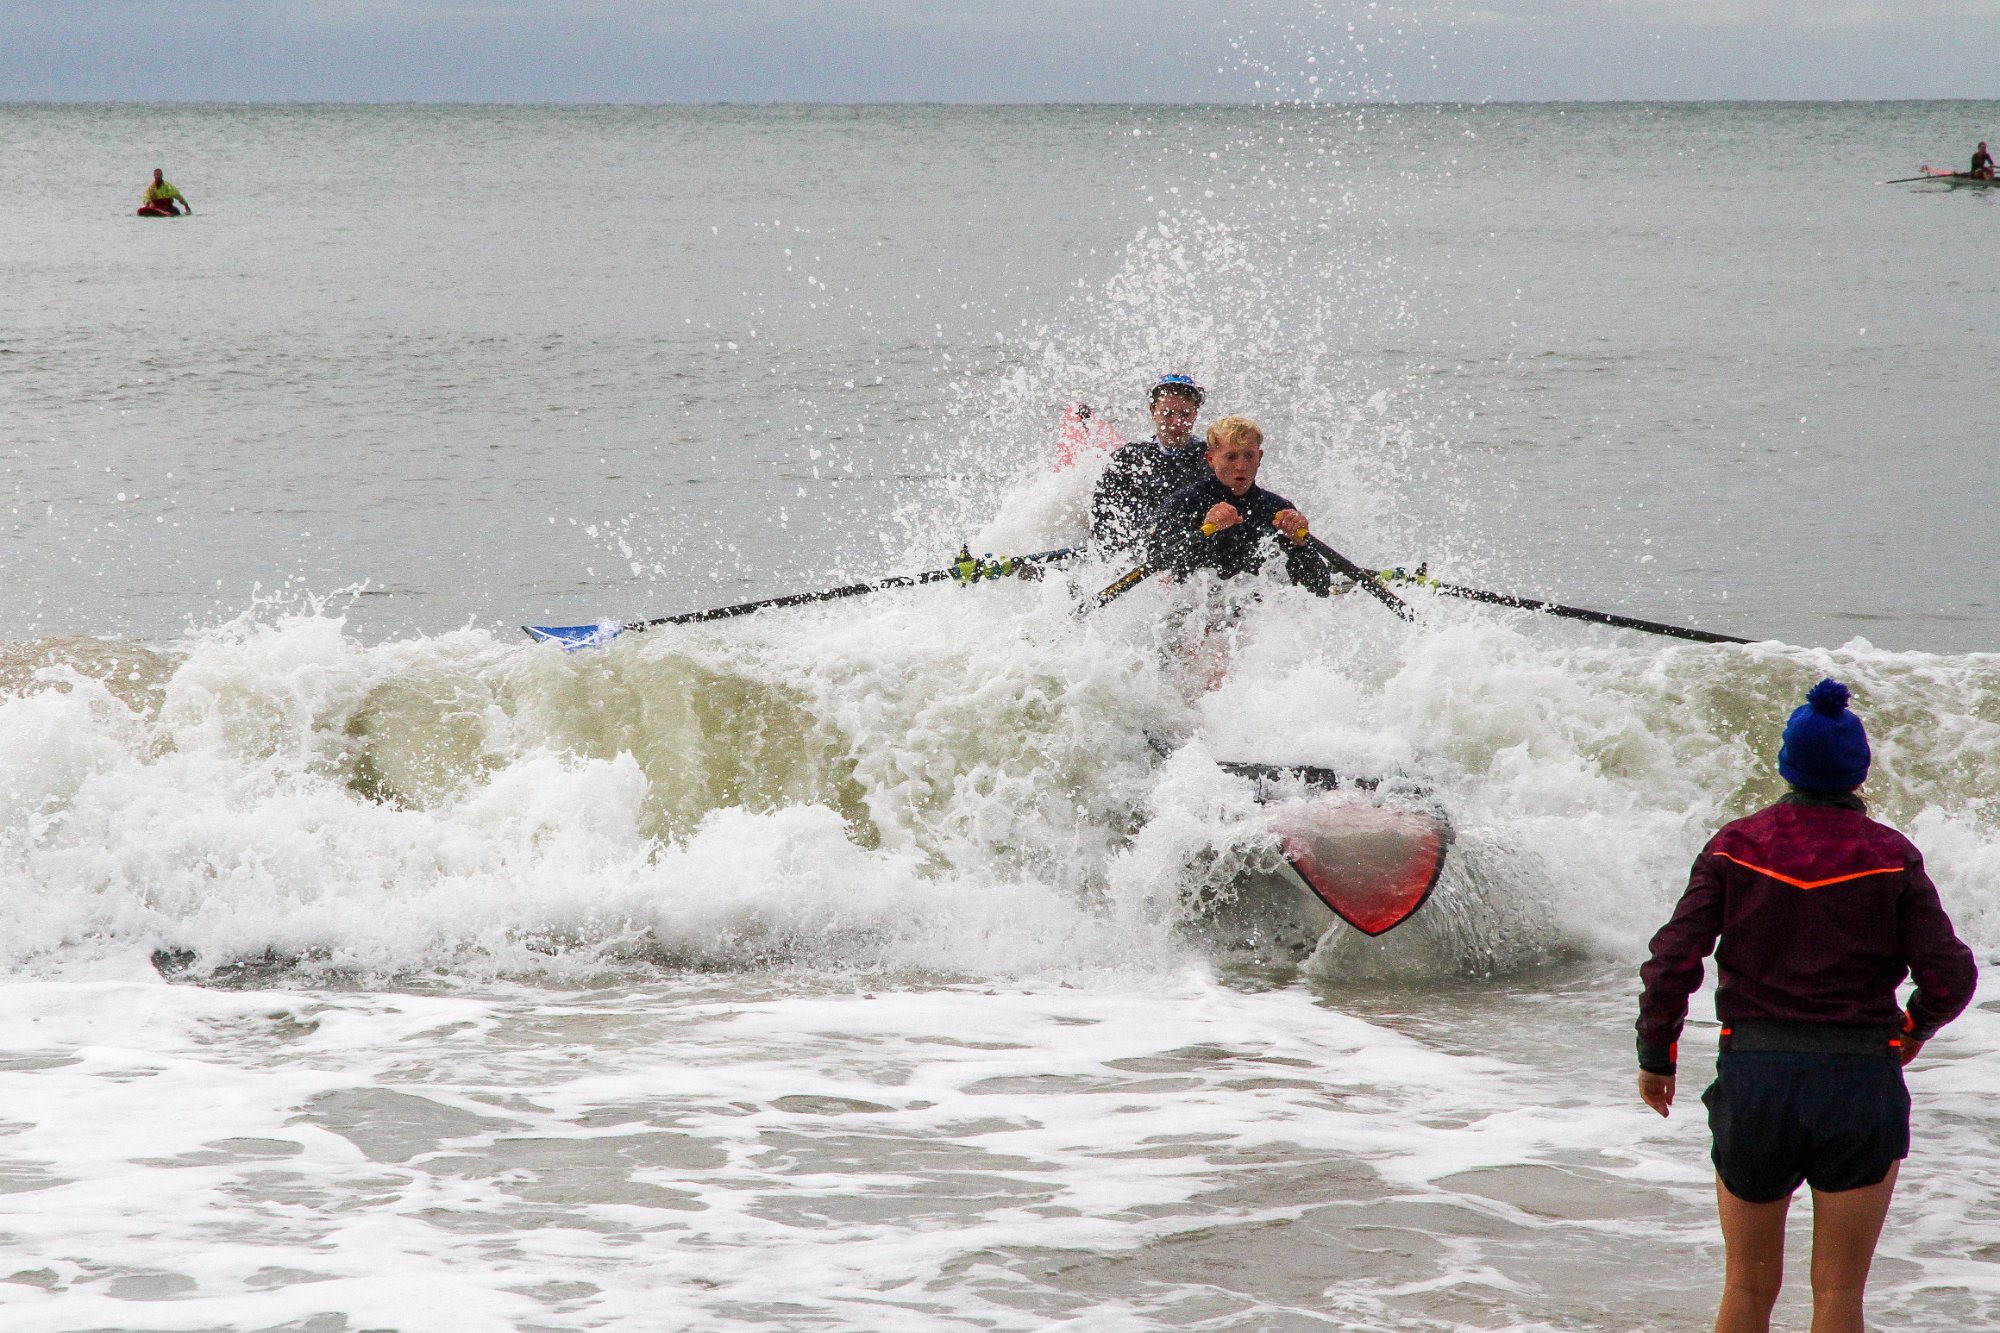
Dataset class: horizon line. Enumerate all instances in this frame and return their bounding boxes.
[7,95,2000,110]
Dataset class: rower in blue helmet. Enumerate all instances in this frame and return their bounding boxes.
[1089,373,1213,552]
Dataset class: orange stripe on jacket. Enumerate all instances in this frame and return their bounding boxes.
[1711,851,1902,891]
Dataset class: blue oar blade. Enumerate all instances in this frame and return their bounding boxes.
[522,622,628,651]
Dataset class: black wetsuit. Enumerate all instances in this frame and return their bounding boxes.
[1146,475,1332,596]
[1973,148,1995,178]
[1090,438,1212,551]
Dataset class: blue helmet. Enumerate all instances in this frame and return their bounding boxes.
[1150,373,1205,406]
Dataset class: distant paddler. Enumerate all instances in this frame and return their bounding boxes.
[136,168,191,217]
[1090,373,1212,553]
[1972,142,1995,180]
[1145,415,1331,596]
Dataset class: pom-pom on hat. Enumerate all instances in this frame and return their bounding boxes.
[1777,678,1871,791]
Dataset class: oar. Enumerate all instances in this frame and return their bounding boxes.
[1880,173,1941,184]
[1089,564,1152,610]
[1089,530,1416,620]
[1148,734,1390,793]
[524,546,1078,649]
[1304,534,1415,621]
[1379,566,1749,644]
[1217,759,1383,791]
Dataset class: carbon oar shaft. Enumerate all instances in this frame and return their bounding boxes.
[1089,565,1152,610]
[1306,535,1416,621]
[1413,577,1750,644]
[635,546,1077,630]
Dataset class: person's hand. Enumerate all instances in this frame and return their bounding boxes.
[1272,509,1309,544]
[1202,502,1243,533]
[1638,1071,1675,1118]
[1899,1037,1925,1067]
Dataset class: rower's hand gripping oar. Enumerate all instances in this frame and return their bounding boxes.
[1088,526,1416,621]
[525,545,1078,649]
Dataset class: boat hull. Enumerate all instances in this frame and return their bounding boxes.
[1187,762,1453,958]
[1269,795,1450,936]
[1920,168,2000,189]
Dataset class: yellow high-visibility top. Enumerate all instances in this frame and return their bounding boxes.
[144,180,184,203]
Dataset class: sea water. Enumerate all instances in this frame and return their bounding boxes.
[1,102,1997,1330]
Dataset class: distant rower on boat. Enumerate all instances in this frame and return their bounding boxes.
[1147,415,1331,596]
[137,168,191,217]
[1090,373,1212,552]
[1972,142,1995,180]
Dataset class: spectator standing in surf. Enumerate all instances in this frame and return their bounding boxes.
[1145,415,1330,596]
[1636,679,1976,1333]
[138,168,191,216]
[1089,373,1211,551]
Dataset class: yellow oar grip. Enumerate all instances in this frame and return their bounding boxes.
[1200,522,1218,537]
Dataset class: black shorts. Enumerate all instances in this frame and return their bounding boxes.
[1702,1050,1909,1203]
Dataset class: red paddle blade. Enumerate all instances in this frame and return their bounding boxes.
[1053,402,1125,470]
[1271,798,1450,937]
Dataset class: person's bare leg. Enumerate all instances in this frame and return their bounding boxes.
[1807,1162,1898,1333]
[1714,1177,1791,1333]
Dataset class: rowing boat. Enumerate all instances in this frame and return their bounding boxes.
[1919,167,2000,189]
[518,401,1454,951]
[1068,385,1450,948]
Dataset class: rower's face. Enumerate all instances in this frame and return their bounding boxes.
[1207,440,1262,495]
[1150,393,1199,445]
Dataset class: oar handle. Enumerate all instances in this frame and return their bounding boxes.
[1094,536,1416,622]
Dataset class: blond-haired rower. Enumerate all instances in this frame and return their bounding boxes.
[1144,416,1330,595]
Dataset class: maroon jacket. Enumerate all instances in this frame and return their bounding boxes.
[1637,792,1977,1075]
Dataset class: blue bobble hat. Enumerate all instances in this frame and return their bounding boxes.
[1777,678,1871,791]
[1150,373,1205,406]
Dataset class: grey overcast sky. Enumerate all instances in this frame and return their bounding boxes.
[4,1,1998,103]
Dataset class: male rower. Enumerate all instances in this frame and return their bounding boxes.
[1972,142,1995,180]
[1090,373,1211,551]
[138,168,191,216]
[1146,415,1330,596]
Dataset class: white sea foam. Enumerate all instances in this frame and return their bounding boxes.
[2,970,1992,1331]
[5,560,2000,987]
